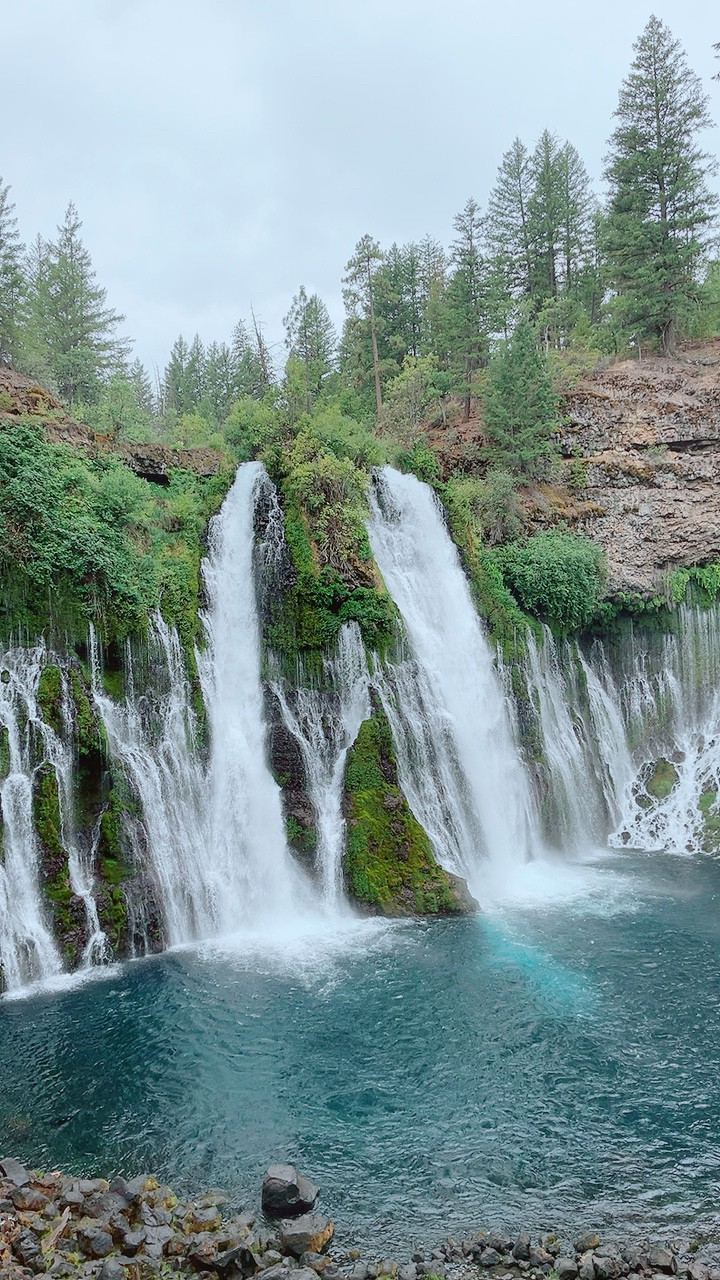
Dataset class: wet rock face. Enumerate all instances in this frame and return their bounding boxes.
[557,342,720,595]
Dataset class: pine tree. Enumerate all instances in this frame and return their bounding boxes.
[485,138,534,326]
[483,316,558,476]
[29,202,127,401]
[0,177,25,365]
[604,16,718,353]
[527,130,564,302]
[342,235,384,416]
[445,198,487,418]
[283,285,336,409]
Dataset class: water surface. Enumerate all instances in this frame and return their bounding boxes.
[1,850,719,1251]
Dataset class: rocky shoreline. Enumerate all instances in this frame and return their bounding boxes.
[1,1159,719,1280]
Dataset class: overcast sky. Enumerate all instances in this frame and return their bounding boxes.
[3,0,719,377]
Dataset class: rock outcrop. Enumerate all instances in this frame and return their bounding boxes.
[556,341,720,594]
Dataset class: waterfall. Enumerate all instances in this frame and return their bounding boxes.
[0,650,72,992]
[92,463,305,947]
[605,605,720,853]
[270,621,371,907]
[516,607,720,857]
[367,466,536,893]
[196,461,304,929]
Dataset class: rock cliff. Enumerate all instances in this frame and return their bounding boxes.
[557,340,720,594]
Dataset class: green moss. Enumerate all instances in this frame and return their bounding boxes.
[32,762,79,962]
[699,789,720,853]
[645,757,679,800]
[94,785,133,952]
[67,666,100,755]
[343,711,471,916]
[36,664,63,734]
[266,500,397,672]
[0,724,9,782]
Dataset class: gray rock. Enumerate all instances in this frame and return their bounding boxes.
[576,1237,601,1256]
[119,1229,147,1256]
[488,1234,514,1254]
[378,1262,398,1277]
[76,1226,114,1259]
[0,1157,31,1187]
[594,1254,624,1280]
[513,1232,532,1263]
[349,1265,369,1280]
[99,1263,127,1280]
[647,1250,676,1275]
[530,1248,556,1269]
[398,1266,417,1280]
[557,1259,579,1280]
[262,1268,317,1280]
[12,1229,44,1271]
[687,1264,709,1280]
[578,1253,596,1280]
[479,1249,504,1267]
[262,1164,319,1218]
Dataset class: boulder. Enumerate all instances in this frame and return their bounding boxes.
[262,1165,319,1218]
[513,1231,531,1262]
[0,1157,31,1187]
[647,1249,676,1275]
[9,1185,49,1212]
[557,1259,580,1280]
[279,1214,334,1258]
[76,1225,114,1259]
[576,1236,601,1255]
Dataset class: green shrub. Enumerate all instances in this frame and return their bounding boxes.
[496,530,607,632]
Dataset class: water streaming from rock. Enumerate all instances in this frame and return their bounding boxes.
[367,466,536,891]
[270,622,371,907]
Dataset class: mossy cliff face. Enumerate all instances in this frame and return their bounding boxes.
[342,709,476,916]
[31,762,85,965]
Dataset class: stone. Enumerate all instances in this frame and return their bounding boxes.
[576,1237,601,1256]
[647,1251,676,1275]
[530,1248,555,1270]
[279,1214,333,1258]
[299,1254,333,1273]
[378,1262,398,1277]
[262,1165,319,1219]
[99,1263,127,1280]
[479,1249,504,1267]
[58,1188,85,1212]
[513,1232,532,1262]
[190,1206,222,1232]
[77,1225,114,1259]
[9,1186,49,1213]
[12,1229,44,1271]
[119,1228,147,1256]
[0,1158,31,1187]
[556,1260,579,1280]
[349,1265,369,1280]
[488,1234,514,1254]
[398,1267,417,1280]
[578,1254,596,1280]
[687,1264,709,1280]
[594,1254,624,1280]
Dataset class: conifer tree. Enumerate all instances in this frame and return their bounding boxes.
[41,202,128,403]
[446,198,487,418]
[604,16,717,353]
[342,235,384,416]
[482,316,558,476]
[485,138,534,325]
[283,285,336,409]
[0,178,25,365]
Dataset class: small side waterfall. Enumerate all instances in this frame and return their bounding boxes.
[271,622,371,907]
[367,467,536,891]
[515,607,720,857]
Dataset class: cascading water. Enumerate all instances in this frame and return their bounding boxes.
[514,606,720,857]
[196,462,304,929]
[367,466,536,892]
[0,648,64,991]
[92,463,305,947]
[270,621,371,908]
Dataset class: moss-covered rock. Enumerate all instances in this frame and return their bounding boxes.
[645,757,679,800]
[342,709,475,916]
[699,789,720,853]
[94,786,131,953]
[0,723,9,782]
[32,761,84,964]
[36,664,63,735]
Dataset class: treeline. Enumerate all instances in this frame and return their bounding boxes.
[0,16,718,461]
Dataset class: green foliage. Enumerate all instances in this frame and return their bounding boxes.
[496,530,607,632]
[343,711,469,915]
[0,724,9,782]
[482,317,560,475]
[645,758,679,801]
[668,561,720,606]
[444,471,524,547]
[32,762,82,961]
[0,419,230,651]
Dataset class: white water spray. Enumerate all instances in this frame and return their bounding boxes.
[367,467,536,893]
